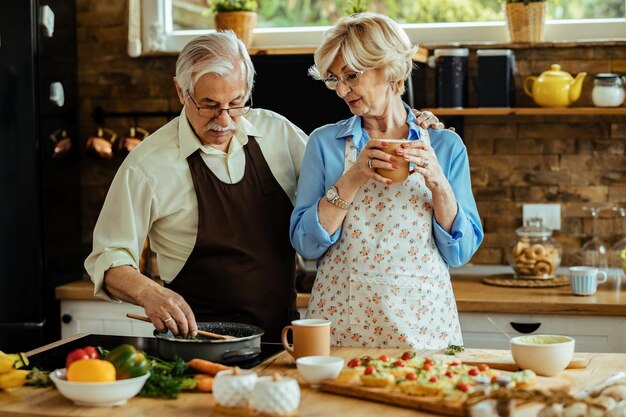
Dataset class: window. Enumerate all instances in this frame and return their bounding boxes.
[129,0,626,56]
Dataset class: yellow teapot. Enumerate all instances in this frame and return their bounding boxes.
[523,64,587,107]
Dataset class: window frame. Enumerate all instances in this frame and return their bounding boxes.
[129,0,626,57]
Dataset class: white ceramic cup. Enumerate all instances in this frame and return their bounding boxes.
[569,266,607,295]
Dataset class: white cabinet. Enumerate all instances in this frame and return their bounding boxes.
[60,300,154,338]
[459,312,626,353]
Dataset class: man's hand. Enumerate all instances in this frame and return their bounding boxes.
[103,265,198,337]
[412,109,455,132]
[140,284,198,338]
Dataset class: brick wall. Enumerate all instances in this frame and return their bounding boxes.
[77,0,626,267]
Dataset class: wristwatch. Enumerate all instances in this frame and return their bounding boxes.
[325,185,351,210]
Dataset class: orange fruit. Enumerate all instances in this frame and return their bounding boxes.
[67,359,116,382]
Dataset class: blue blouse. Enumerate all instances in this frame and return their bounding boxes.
[289,104,483,267]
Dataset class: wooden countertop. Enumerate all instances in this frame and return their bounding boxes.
[57,275,626,316]
[0,347,623,417]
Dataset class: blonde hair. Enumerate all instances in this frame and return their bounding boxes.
[175,31,255,97]
[309,13,418,95]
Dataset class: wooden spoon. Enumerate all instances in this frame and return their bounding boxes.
[126,313,236,340]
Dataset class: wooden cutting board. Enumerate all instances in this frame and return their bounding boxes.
[320,373,571,417]
[436,349,592,372]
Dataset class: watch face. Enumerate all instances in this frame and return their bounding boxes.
[326,186,338,200]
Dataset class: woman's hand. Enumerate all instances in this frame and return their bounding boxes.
[398,140,449,192]
[346,139,396,187]
[397,140,458,231]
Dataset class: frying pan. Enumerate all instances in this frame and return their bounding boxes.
[154,321,264,364]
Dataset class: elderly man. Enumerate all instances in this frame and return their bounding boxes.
[85,31,441,342]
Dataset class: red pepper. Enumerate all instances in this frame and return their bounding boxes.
[83,346,100,360]
[66,346,100,369]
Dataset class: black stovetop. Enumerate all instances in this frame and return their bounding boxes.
[28,334,284,371]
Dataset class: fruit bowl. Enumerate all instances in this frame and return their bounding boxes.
[49,368,150,407]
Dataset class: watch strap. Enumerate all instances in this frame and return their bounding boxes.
[327,186,351,210]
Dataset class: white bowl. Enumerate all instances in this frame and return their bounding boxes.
[49,368,150,407]
[296,356,345,387]
[510,335,575,377]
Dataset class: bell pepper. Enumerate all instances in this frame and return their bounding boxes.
[65,345,99,369]
[105,344,150,380]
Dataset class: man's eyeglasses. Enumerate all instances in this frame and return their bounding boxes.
[323,71,364,90]
[186,91,252,118]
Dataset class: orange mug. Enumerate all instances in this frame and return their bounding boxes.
[375,139,410,183]
[281,319,331,360]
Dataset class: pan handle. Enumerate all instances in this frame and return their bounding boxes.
[221,347,262,362]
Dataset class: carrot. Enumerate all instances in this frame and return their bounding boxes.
[188,358,231,376]
[195,375,214,392]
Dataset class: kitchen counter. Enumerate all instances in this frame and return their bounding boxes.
[0,346,624,417]
[56,275,626,317]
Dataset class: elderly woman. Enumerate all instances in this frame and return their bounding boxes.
[289,13,483,349]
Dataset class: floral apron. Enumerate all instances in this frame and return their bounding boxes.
[306,128,463,349]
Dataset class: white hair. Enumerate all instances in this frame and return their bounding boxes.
[309,13,418,95]
[175,31,255,97]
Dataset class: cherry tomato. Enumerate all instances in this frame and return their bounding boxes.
[393,360,405,367]
[422,362,432,371]
[478,364,490,372]
[401,351,414,361]
[66,348,90,369]
[379,354,390,362]
[429,377,438,383]
[360,356,373,365]
[445,371,453,378]
[423,358,435,366]
[347,358,361,368]
[83,346,100,360]
[458,383,470,392]
[468,368,479,376]
[491,375,498,383]
[364,365,376,375]
[449,361,460,367]
[406,372,417,381]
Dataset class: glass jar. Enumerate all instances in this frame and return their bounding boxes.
[592,73,625,107]
[509,218,561,279]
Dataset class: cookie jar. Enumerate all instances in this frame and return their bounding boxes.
[213,367,258,409]
[250,374,300,415]
[509,218,561,279]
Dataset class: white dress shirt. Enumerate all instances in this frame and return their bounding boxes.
[84,108,308,300]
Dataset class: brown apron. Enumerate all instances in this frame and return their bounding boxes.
[166,136,298,342]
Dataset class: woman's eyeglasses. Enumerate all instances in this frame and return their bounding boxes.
[186,91,252,118]
[323,71,364,90]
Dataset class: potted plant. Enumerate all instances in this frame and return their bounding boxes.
[503,0,548,43]
[210,0,258,47]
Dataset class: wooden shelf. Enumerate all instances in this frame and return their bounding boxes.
[422,107,626,116]
[249,46,429,63]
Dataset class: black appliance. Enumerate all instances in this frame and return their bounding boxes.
[0,0,82,352]
[27,334,284,371]
[433,48,469,108]
[477,49,516,107]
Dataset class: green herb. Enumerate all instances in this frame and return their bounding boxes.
[140,355,197,399]
[210,0,258,13]
[445,344,465,355]
[345,0,368,15]
[26,368,52,388]
[503,0,546,4]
